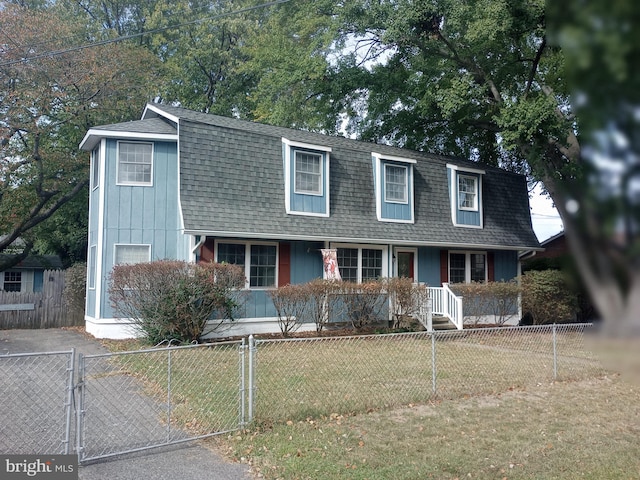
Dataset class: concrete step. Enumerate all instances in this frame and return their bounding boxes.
[431,316,458,330]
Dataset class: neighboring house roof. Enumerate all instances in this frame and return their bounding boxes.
[0,255,63,270]
[85,103,540,251]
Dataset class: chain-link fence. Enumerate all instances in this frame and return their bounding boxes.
[0,350,75,454]
[250,323,603,424]
[77,340,245,463]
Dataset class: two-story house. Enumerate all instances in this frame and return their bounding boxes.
[80,103,540,339]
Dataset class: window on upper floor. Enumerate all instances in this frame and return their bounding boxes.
[283,138,331,217]
[3,271,21,292]
[117,141,153,186]
[216,241,277,288]
[89,245,97,290]
[447,164,485,228]
[114,244,151,265]
[449,252,486,283]
[373,153,415,223]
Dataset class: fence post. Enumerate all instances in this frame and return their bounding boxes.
[240,337,246,426]
[552,324,558,380]
[167,349,172,440]
[248,335,255,423]
[75,353,85,463]
[63,348,75,455]
[431,333,437,396]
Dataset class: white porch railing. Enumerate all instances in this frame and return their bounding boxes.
[427,283,464,330]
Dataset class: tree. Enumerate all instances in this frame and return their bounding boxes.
[238,0,638,334]
[0,5,160,270]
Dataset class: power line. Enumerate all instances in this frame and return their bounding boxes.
[0,0,292,68]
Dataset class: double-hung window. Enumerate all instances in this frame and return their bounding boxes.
[335,246,385,283]
[458,175,478,211]
[3,271,21,292]
[449,252,486,283]
[294,151,322,195]
[217,242,277,288]
[117,141,153,186]
[384,164,408,203]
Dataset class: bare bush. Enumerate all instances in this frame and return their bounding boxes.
[451,281,522,326]
[108,260,246,344]
[386,278,429,328]
[340,281,388,330]
[268,284,309,337]
[305,279,344,332]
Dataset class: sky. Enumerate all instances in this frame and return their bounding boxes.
[529,184,564,242]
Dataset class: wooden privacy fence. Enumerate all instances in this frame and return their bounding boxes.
[0,270,84,330]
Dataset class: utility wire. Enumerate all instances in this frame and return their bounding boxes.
[0,0,292,68]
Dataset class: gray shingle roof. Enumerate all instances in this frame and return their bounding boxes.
[149,103,539,250]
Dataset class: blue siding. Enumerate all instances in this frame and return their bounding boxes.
[493,250,518,281]
[457,208,481,226]
[98,139,182,319]
[287,147,328,215]
[290,241,324,284]
[418,247,442,287]
[243,290,277,318]
[448,167,482,227]
[33,271,43,293]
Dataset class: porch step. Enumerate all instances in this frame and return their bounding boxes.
[431,316,458,331]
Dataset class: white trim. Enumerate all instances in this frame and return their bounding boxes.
[372,152,417,164]
[116,140,154,186]
[88,245,97,290]
[446,163,486,175]
[94,139,107,319]
[79,129,177,151]
[214,240,279,289]
[183,229,538,251]
[384,163,409,204]
[142,103,181,124]
[283,138,330,217]
[373,155,415,224]
[449,167,484,229]
[282,137,332,152]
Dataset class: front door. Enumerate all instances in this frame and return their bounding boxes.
[396,251,415,281]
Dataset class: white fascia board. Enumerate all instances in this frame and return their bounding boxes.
[372,152,417,164]
[80,129,177,151]
[446,163,486,175]
[182,229,540,251]
[282,137,332,152]
[143,103,181,124]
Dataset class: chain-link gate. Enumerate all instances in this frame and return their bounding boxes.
[76,340,246,463]
[0,350,76,455]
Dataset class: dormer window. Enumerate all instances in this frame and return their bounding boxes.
[283,138,331,217]
[294,151,322,195]
[447,164,485,228]
[372,152,415,223]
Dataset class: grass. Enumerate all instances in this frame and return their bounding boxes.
[217,375,640,479]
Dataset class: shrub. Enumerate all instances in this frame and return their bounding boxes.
[385,277,429,328]
[340,281,388,330]
[268,284,309,337]
[305,279,344,333]
[64,262,86,322]
[108,260,246,344]
[521,270,577,324]
[451,281,522,326]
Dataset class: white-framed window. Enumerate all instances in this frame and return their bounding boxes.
[89,245,97,289]
[114,244,151,265]
[458,174,478,211]
[294,150,323,195]
[91,147,100,190]
[3,271,21,292]
[449,251,486,283]
[334,244,387,283]
[117,141,153,186]
[384,164,408,203]
[216,241,277,288]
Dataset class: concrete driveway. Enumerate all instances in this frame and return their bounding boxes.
[0,328,252,480]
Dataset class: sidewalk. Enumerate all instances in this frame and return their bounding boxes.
[0,328,252,480]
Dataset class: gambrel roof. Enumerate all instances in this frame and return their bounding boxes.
[91,103,540,250]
